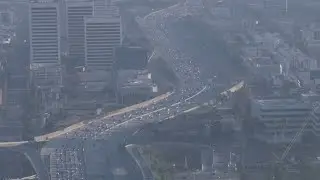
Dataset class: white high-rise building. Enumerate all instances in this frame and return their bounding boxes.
[66,0,94,65]
[84,13,121,70]
[29,0,62,88]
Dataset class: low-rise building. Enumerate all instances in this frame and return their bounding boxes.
[117,70,157,105]
[75,70,116,103]
[251,98,312,144]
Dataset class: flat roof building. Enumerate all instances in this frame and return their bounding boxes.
[251,98,312,144]
[117,70,157,104]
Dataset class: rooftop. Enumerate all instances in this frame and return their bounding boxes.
[77,70,113,92]
[117,69,153,88]
[253,98,311,110]
[78,70,112,82]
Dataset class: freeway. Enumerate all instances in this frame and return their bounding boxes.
[34,91,174,142]
[0,0,246,179]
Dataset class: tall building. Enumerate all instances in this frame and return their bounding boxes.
[29,0,62,88]
[66,0,94,65]
[84,12,121,70]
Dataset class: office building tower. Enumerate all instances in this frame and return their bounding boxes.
[84,12,121,70]
[29,0,62,88]
[66,0,94,65]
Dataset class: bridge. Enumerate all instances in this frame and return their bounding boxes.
[0,0,246,179]
[0,81,243,146]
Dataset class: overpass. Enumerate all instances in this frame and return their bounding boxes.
[0,81,243,148]
[0,80,244,179]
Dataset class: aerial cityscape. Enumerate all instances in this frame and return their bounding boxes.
[0,0,320,180]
